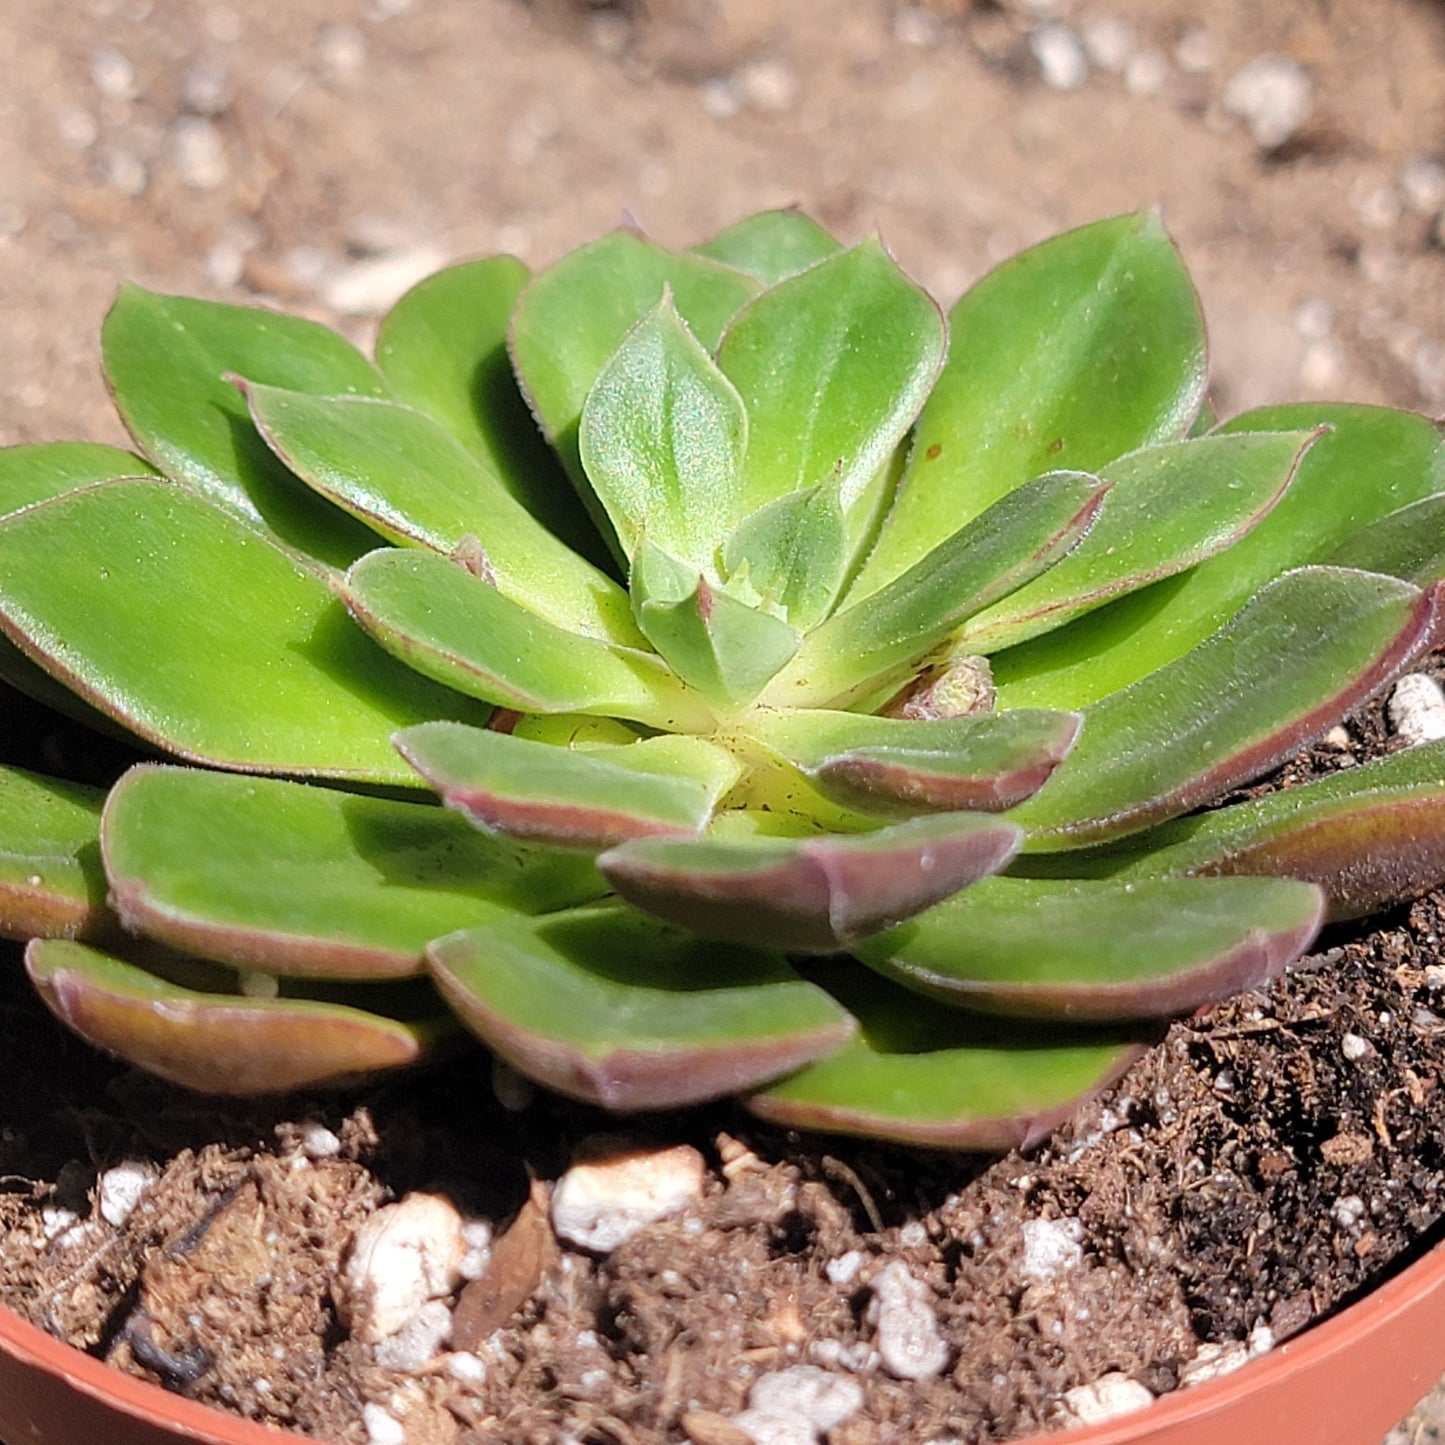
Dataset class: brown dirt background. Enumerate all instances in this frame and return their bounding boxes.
[2,0,1444,1437]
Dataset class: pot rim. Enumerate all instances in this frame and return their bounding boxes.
[3,1231,1445,1445]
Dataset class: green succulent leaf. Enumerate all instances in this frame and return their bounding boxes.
[0,480,487,780]
[396,722,741,849]
[0,442,158,516]
[692,209,843,284]
[716,237,947,525]
[599,811,1023,952]
[0,766,108,941]
[857,874,1322,1021]
[632,543,802,711]
[743,706,1081,816]
[28,939,448,1094]
[374,254,601,557]
[852,211,1206,597]
[959,429,1319,653]
[101,765,603,979]
[241,382,643,646]
[510,230,760,509]
[770,470,1109,708]
[428,902,854,1111]
[746,960,1146,1149]
[102,286,389,568]
[1013,567,1443,850]
[341,548,709,729]
[722,485,848,632]
[579,293,748,568]
[997,404,1445,708]
[1322,493,1445,587]
[1031,740,1445,922]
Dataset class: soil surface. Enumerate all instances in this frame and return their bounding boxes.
[3,1,1445,1442]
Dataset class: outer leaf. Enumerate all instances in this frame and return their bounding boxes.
[746,961,1146,1150]
[959,430,1318,652]
[599,812,1023,952]
[633,548,801,711]
[241,383,643,646]
[852,212,1206,597]
[0,481,487,781]
[722,485,847,632]
[1013,568,1444,850]
[578,294,748,567]
[27,940,443,1094]
[0,442,157,516]
[1035,740,1445,922]
[341,548,710,730]
[102,287,388,568]
[510,230,759,500]
[744,707,1081,816]
[396,723,741,849]
[766,471,1108,708]
[1323,493,1445,587]
[428,904,854,1111]
[716,237,947,519]
[375,254,600,557]
[692,209,842,284]
[997,404,1445,708]
[0,766,108,941]
[856,874,1322,1020]
[101,766,603,979]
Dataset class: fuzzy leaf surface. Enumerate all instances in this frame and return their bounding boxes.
[428,904,853,1111]
[744,707,1080,816]
[746,960,1145,1149]
[1013,568,1443,850]
[996,404,1445,708]
[692,210,842,284]
[959,430,1317,652]
[722,485,847,632]
[857,874,1322,1020]
[770,470,1108,708]
[242,383,642,645]
[341,548,707,729]
[852,212,1206,597]
[101,766,603,979]
[0,767,108,941]
[102,286,388,567]
[0,442,158,516]
[599,812,1022,952]
[396,723,741,849]
[579,295,747,567]
[27,940,444,1094]
[0,481,487,780]
[1323,493,1445,587]
[716,237,946,520]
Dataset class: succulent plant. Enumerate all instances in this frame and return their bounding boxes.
[3,209,1445,1148]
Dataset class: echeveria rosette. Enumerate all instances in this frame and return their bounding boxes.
[2,209,1445,1148]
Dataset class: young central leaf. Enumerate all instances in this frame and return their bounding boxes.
[578,293,747,571]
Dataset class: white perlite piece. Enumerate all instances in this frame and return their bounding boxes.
[1030,24,1089,90]
[734,1366,865,1445]
[372,1298,454,1373]
[361,1404,405,1445]
[1178,1341,1250,1387]
[551,1141,705,1253]
[336,1193,467,1343]
[1019,1216,1084,1283]
[1389,674,1445,746]
[97,1160,159,1228]
[866,1261,949,1381]
[324,245,448,317]
[1063,1372,1155,1424]
[1221,54,1312,150]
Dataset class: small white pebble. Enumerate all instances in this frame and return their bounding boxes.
[1332,1194,1367,1228]
[1020,1217,1084,1283]
[373,1298,453,1372]
[866,1262,949,1381]
[1390,674,1445,746]
[551,1140,705,1254]
[56,104,99,151]
[1341,1032,1370,1062]
[1174,27,1218,74]
[737,57,799,114]
[103,150,148,197]
[91,47,136,99]
[299,1121,342,1160]
[1030,24,1089,90]
[41,1206,79,1240]
[97,1160,158,1228]
[825,1249,864,1286]
[1179,1341,1249,1386]
[1293,298,1335,340]
[181,61,232,115]
[1321,724,1352,750]
[898,1220,928,1248]
[324,246,448,317]
[1122,48,1169,97]
[1400,155,1445,215]
[1063,1372,1155,1424]
[361,1404,405,1445]
[1248,1323,1275,1356]
[736,1365,864,1445]
[318,23,367,76]
[1221,54,1312,150]
[457,1218,493,1280]
[700,77,744,120]
[171,116,228,189]
[1423,965,1445,991]
[445,1350,486,1384]
[1080,16,1135,73]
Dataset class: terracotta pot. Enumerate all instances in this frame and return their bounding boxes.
[3,1235,1445,1445]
